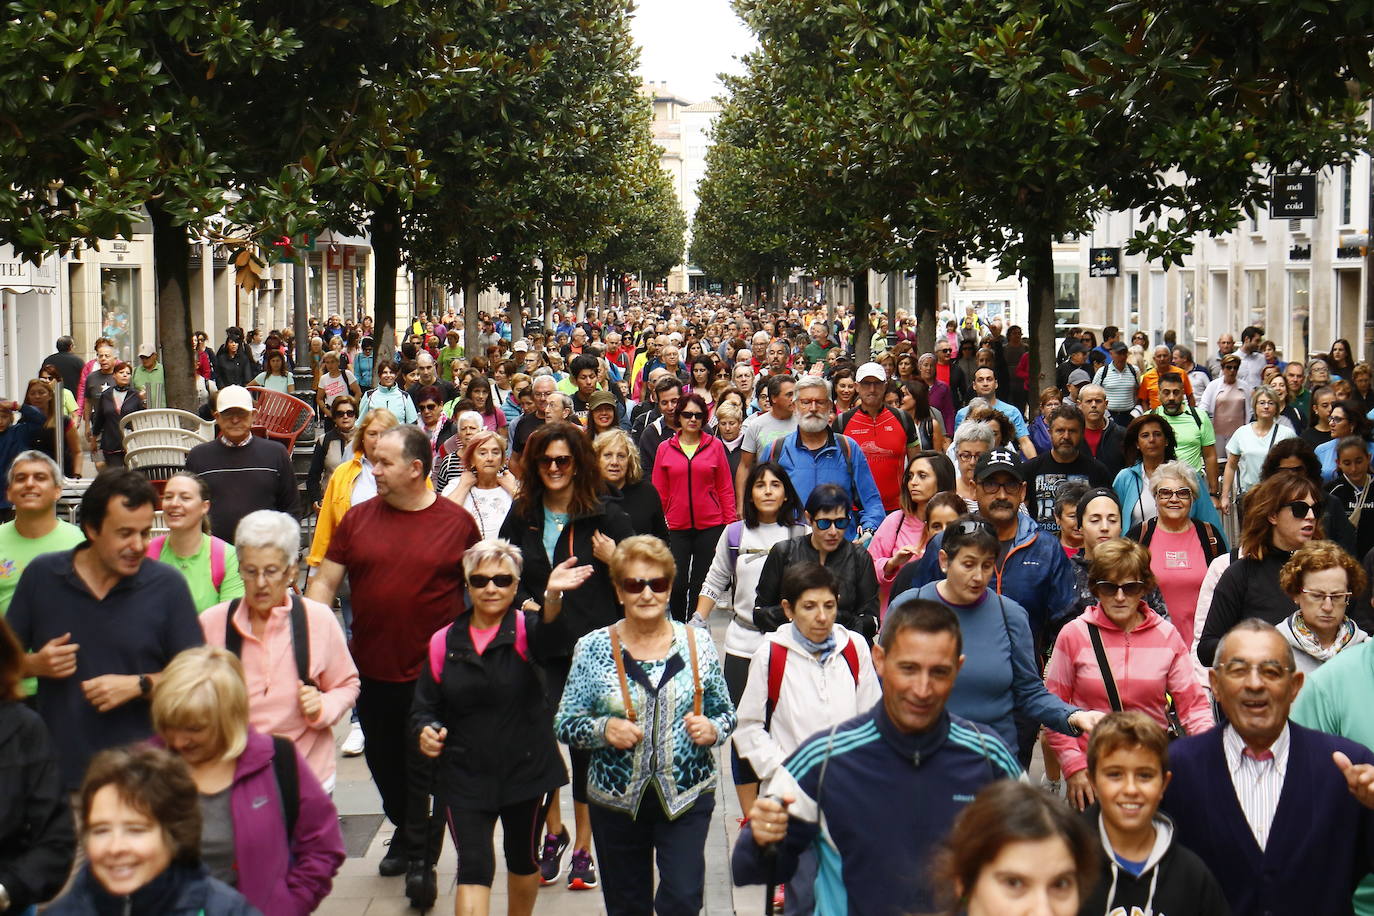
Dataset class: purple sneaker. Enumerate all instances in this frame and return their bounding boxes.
[538,828,570,885]
[568,849,599,890]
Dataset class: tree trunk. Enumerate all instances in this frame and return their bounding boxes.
[1026,236,1057,399]
[509,271,525,347]
[370,191,403,362]
[148,201,195,411]
[463,273,481,360]
[852,271,872,364]
[915,251,938,355]
[541,253,553,327]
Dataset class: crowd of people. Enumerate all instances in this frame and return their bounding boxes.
[3,299,1374,916]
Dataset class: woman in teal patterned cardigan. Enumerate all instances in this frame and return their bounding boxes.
[555,535,736,916]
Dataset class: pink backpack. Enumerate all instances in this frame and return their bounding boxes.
[429,612,529,681]
[148,535,228,590]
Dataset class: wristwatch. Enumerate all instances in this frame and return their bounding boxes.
[138,674,152,698]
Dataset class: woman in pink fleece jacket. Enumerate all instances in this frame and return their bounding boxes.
[1045,538,1212,810]
[868,452,956,614]
[652,392,738,621]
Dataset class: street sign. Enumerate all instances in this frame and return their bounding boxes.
[1088,247,1121,278]
[1271,174,1317,219]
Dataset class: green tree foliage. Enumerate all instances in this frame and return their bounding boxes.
[712,0,1373,380]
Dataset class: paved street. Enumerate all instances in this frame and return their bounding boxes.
[318,616,765,915]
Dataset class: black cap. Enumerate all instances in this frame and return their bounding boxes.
[974,448,1024,483]
[1067,341,1087,356]
[1110,340,1128,353]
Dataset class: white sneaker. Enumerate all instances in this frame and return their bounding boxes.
[342,722,365,757]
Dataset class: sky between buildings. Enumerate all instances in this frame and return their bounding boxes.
[630,0,757,105]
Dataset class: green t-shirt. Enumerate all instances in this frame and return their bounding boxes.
[153,533,244,613]
[132,364,166,408]
[438,346,464,380]
[0,518,86,696]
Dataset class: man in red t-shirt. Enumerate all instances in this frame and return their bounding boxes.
[307,425,478,901]
[835,362,919,512]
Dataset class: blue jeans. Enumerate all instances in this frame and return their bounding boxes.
[589,792,714,916]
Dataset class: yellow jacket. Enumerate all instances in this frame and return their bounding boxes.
[307,455,364,566]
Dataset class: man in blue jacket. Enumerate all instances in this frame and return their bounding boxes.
[759,375,885,541]
[732,599,1019,916]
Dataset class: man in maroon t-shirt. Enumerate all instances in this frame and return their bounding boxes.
[307,425,478,904]
[836,362,919,512]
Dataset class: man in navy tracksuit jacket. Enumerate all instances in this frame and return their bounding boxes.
[731,600,1020,916]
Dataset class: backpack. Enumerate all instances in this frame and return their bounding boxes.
[224,595,314,688]
[764,639,860,730]
[428,611,529,682]
[148,535,227,591]
[1092,362,1139,386]
[269,734,300,840]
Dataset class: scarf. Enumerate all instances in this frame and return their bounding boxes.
[790,626,837,662]
[1289,610,1358,661]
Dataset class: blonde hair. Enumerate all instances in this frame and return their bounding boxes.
[609,534,675,585]
[152,647,249,762]
[593,428,644,486]
[353,407,399,454]
[461,538,524,578]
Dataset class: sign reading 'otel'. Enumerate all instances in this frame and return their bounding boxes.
[1271,175,1317,220]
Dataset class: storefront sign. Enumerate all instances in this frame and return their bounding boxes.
[0,246,57,292]
[1271,174,1317,219]
[1088,248,1121,278]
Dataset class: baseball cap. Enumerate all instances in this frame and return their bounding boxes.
[855,362,887,383]
[974,447,1024,483]
[1066,341,1087,356]
[1110,340,1128,353]
[137,342,157,358]
[587,390,617,411]
[1068,368,1092,386]
[215,385,254,414]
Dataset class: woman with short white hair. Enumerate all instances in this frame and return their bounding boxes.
[201,510,359,791]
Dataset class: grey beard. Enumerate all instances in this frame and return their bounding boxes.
[799,415,830,434]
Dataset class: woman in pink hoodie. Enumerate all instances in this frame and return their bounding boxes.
[1045,538,1212,811]
[652,393,738,621]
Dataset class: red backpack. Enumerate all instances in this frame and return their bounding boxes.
[764,639,860,730]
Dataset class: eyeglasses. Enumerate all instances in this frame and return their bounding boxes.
[334,410,357,419]
[1154,487,1193,502]
[979,479,1021,494]
[1300,589,1351,606]
[538,454,573,470]
[620,576,671,594]
[241,566,288,583]
[796,398,829,409]
[678,411,704,421]
[468,574,516,589]
[1093,580,1148,599]
[1284,500,1318,519]
[956,451,982,463]
[812,516,852,531]
[1217,660,1294,682]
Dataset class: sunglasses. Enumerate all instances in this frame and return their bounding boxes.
[334,410,357,419]
[1093,580,1148,599]
[1284,500,1318,519]
[538,454,573,470]
[812,516,852,531]
[1154,487,1192,502]
[468,573,515,589]
[620,576,671,594]
[419,403,441,411]
[949,518,995,537]
[679,411,705,421]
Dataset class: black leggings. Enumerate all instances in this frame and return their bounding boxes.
[446,796,551,886]
[668,525,724,621]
